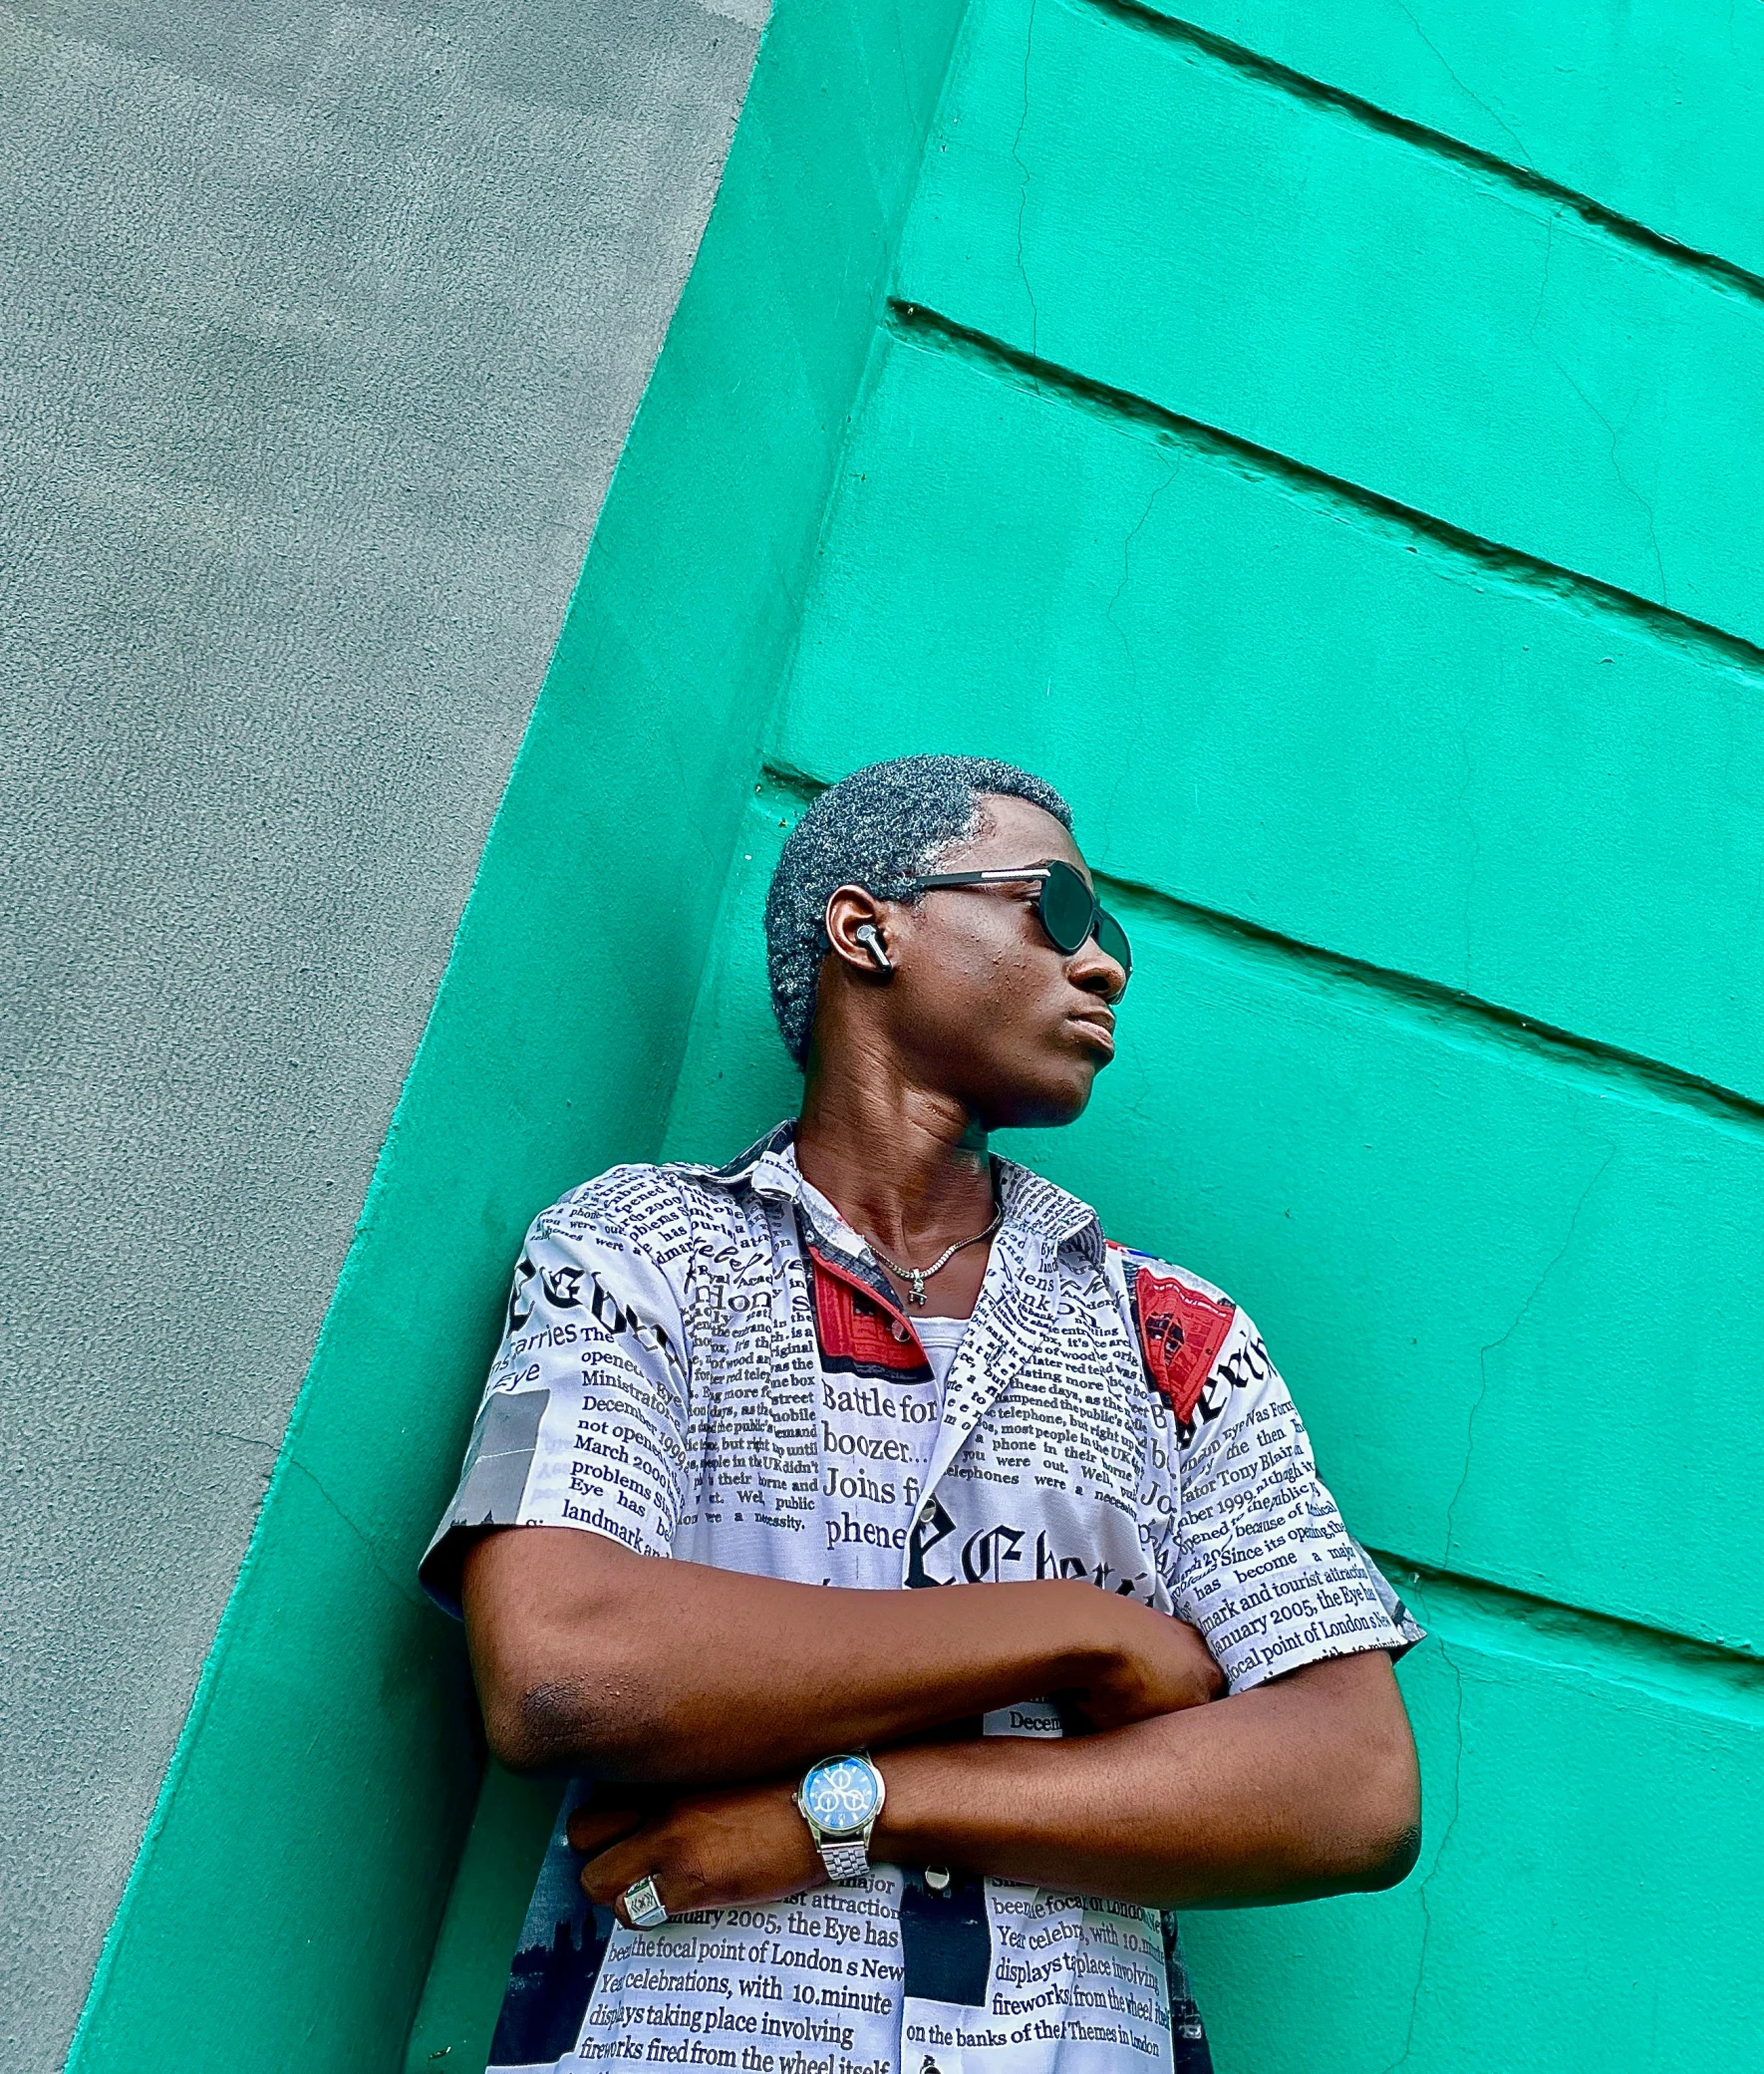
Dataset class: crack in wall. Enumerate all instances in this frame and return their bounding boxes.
[1391,0,1535,174]
[1553,357,1670,610]
[1102,445,1179,837]
[1526,215,1670,608]
[1384,1147,1612,2070]
[1011,0,1041,369]
[205,1425,431,1614]
[1444,1142,1616,1565]
[1453,672,1481,994]
[1075,0,1764,310]
[1380,1634,1467,2074]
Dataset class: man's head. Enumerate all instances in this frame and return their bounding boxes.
[764,755,1127,1130]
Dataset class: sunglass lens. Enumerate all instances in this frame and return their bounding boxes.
[1096,910,1132,988]
[1038,860,1095,953]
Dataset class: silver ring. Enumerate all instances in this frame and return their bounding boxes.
[622,1875,669,1929]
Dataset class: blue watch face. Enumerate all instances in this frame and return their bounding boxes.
[803,1757,881,1836]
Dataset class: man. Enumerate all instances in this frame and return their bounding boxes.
[423,754,1423,2074]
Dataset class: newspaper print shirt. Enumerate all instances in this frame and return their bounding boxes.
[421,1124,1421,2074]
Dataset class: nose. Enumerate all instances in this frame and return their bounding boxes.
[1069,933,1127,1005]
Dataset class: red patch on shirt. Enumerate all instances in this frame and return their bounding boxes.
[807,1248,932,1380]
[1133,1273,1236,1424]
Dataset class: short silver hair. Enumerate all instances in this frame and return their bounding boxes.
[763,754,1072,1064]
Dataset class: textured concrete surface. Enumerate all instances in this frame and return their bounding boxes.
[0,1,763,2064]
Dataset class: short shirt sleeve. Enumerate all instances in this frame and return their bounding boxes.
[1148,1289,1423,1692]
[419,1172,694,1616]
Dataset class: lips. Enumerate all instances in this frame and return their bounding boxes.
[1068,1011,1116,1059]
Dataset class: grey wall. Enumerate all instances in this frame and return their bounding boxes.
[0,1,766,2063]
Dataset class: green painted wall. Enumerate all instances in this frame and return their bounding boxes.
[71,0,1764,2068]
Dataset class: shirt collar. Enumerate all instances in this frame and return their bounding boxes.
[687,1119,801,1199]
[685,1118,1104,1263]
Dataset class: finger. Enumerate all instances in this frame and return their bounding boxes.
[567,1800,653,1856]
[580,1830,673,1916]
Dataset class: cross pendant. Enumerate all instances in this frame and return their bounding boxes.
[908,1271,926,1306]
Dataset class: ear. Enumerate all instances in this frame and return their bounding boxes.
[824,884,893,976]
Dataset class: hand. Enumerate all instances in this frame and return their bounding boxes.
[1057,1597,1224,1731]
[571,1778,825,1923]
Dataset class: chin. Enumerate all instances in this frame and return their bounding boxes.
[986,1062,1100,1132]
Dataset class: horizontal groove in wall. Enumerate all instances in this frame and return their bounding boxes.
[757,763,1764,1140]
[1077,0,1764,311]
[885,300,1764,686]
[1373,1551,1764,1719]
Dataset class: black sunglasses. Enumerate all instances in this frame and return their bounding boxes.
[898,859,1132,994]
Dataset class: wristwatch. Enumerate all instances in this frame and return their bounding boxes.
[796,1753,886,1882]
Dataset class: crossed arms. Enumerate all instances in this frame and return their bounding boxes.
[463,1528,1421,1920]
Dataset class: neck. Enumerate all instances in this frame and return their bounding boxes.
[794,1047,994,1259]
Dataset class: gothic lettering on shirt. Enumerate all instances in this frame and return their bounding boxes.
[423,1133,1417,2074]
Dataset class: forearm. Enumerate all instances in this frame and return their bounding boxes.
[873,1654,1420,1908]
[462,1528,1215,1783]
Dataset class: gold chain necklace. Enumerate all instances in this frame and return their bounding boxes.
[864,1205,1003,1307]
